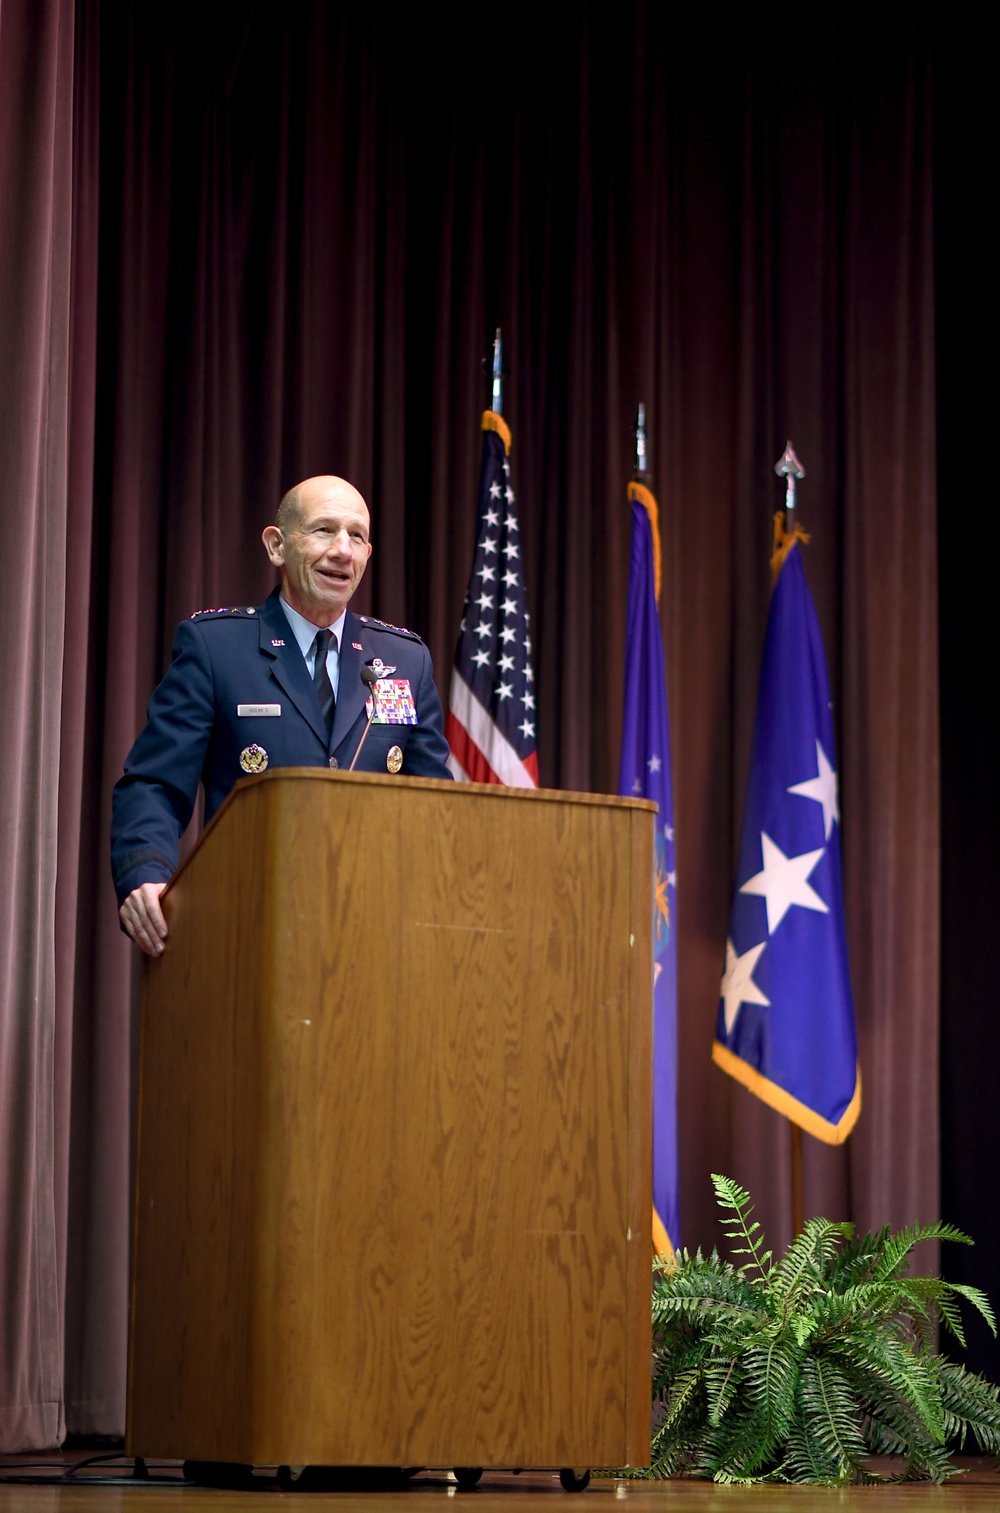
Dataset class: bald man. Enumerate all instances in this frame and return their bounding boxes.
[112,476,452,954]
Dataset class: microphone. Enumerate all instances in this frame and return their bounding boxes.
[348,666,381,771]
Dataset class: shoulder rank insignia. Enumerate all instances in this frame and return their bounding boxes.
[191,605,258,620]
[356,614,421,642]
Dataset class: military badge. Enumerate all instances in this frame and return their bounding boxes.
[386,745,403,774]
[366,678,417,725]
[370,657,397,678]
[239,744,269,774]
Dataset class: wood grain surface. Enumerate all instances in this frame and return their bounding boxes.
[3,1462,1000,1510]
[127,771,654,1469]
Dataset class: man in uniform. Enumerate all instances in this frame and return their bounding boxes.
[113,474,452,955]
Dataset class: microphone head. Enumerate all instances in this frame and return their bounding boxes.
[360,665,379,690]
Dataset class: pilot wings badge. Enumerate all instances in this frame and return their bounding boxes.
[369,657,397,679]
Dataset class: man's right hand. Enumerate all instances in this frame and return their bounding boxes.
[120,882,169,956]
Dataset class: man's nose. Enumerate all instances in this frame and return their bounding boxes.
[327,528,352,554]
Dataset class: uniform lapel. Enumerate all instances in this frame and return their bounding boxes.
[258,590,329,746]
[330,612,369,753]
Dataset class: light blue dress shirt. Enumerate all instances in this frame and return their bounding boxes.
[279,596,346,703]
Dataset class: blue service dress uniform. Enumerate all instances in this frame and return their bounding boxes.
[111,588,453,907]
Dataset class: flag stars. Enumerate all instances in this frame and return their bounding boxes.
[488,484,502,501]
[787,740,840,840]
[502,597,517,616]
[504,541,519,559]
[497,681,513,701]
[475,591,494,612]
[720,938,770,1035]
[502,568,519,588]
[472,648,491,669]
[523,691,535,710]
[477,564,496,583]
[473,622,491,640]
[519,718,535,738]
[739,833,829,935]
[524,664,534,682]
[482,537,498,555]
[506,512,518,530]
[648,754,662,773]
[498,653,515,673]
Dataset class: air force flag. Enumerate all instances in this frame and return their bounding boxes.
[713,543,860,1142]
[619,482,680,1253]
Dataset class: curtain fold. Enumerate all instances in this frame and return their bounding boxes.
[0,0,85,1451]
[1,2,939,1446]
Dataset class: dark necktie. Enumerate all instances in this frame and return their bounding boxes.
[311,628,335,736]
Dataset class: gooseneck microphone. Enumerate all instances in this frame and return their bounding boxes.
[347,666,381,771]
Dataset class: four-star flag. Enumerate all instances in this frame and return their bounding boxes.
[618,480,679,1257]
[446,411,539,787]
[713,527,860,1142]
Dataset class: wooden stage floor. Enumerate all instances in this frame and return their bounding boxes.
[2,1461,1000,1511]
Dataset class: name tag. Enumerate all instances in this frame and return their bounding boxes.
[366,678,417,725]
[238,703,281,717]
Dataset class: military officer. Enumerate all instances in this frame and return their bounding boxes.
[113,475,452,955]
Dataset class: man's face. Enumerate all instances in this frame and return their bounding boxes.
[262,477,373,626]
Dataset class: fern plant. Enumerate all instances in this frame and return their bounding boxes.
[639,1174,1000,1484]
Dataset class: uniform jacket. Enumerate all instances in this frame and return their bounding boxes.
[111,588,452,906]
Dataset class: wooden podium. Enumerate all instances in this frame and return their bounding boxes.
[126,769,654,1470]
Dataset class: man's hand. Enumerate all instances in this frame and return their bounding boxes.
[120,882,169,956]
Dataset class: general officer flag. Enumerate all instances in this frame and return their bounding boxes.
[447,411,539,787]
[618,481,679,1256]
[713,540,860,1141]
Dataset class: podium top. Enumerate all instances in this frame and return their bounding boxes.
[167,766,657,896]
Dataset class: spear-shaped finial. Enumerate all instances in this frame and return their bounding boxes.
[491,328,503,416]
[634,402,648,477]
[774,440,805,518]
[771,441,810,579]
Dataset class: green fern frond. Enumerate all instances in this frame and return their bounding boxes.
[771,1216,855,1301]
[637,1177,1000,1486]
[945,1281,997,1336]
[872,1222,973,1283]
[933,1359,1000,1453]
[711,1172,772,1279]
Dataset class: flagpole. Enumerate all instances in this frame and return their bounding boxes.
[774,441,807,1240]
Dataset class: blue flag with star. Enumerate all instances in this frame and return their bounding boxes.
[618,483,679,1255]
[713,542,860,1142]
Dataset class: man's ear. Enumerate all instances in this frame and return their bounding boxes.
[262,524,285,567]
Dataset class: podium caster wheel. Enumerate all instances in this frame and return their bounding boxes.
[182,1460,255,1488]
[454,1466,484,1490]
[559,1468,591,1492]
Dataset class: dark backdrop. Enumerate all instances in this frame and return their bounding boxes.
[1,0,989,1450]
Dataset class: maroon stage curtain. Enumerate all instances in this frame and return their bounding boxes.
[0,3,939,1447]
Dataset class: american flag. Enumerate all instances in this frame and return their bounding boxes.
[446,412,539,786]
